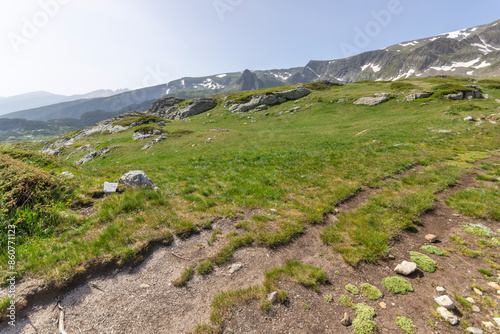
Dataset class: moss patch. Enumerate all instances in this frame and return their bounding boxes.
[410,251,436,273]
[382,276,414,295]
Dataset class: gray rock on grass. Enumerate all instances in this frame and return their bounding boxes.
[119,171,157,190]
[437,307,459,325]
[394,261,417,276]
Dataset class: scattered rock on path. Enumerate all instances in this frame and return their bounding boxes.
[425,234,438,243]
[473,287,483,296]
[340,313,351,326]
[394,261,417,276]
[267,291,278,304]
[229,263,242,274]
[466,327,484,334]
[437,307,459,325]
[472,305,481,313]
[436,287,446,294]
[435,295,454,310]
[487,282,500,290]
[61,172,74,178]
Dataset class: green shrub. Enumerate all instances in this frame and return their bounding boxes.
[396,316,416,334]
[382,276,414,295]
[410,251,436,273]
[346,284,360,295]
[421,245,447,256]
[360,283,383,300]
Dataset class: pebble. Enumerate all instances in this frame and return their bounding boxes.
[472,305,481,313]
[487,282,500,290]
[268,291,278,303]
[425,234,438,243]
[229,263,243,274]
[379,302,387,309]
[340,313,351,326]
[473,288,483,296]
[493,318,500,327]
[436,287,446,294]
[139,284,150,289]
[482,322,494,330]
[435,295,454,310]
[466,297,475,304]
[466,327,484,334]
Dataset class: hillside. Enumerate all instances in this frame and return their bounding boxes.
[0,77,499,333]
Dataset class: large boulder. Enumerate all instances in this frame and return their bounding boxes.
[148,97,185,117]
[354,96,389,106]
[229,88,311,113]
[168,98,217,120]
[119,171,157,189]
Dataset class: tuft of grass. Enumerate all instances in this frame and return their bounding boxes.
[211,234,254,265]
[395,316,416,334]
[382,276,414,295]
[172,265,194,287]
[264,260,328,292]
[454,294,473,312]
[323,294,333,303]
[0,297,13,316]
[458,246,483,258]
[197,260,214,275]
[207,229,222,246]
[390,82,419,91]
[421,245,447,256]
[450,234,466,245]
[339,294,356,309]
[477,268,493,277]
[345,284,360,295]
[410,251,436,273]
[360,283,383,300]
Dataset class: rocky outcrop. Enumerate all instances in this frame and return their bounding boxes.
[119,171,157,190]
[354,96,389,106]
[132,129,162,141]
[76,151,97,165]
[167,98,217,120]
[147,97,185,118]
[228,87,311,113]
[235,69,266,91]
[404,92,434,101]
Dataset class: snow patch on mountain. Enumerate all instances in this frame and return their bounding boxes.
[430,58,482,71]
[216,74,227,78]
[400,41,419,47]
[471,37,500,54]
[361,63,381,73]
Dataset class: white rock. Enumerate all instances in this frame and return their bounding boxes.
[437,307,459,325]
[472,305,481,313]
[466,327,483,334]
[435,295,454,309]
[394,261,417,276]
[268,291,278,303]
[487,282,500,290]
[104,182,119,194]
[493,318,500,327]
[61,172,75,178]
[119,171,156,189]
[229,263,242,274]
[436,287,446,294]
[464,116,475,122]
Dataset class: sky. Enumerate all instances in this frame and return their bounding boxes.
[0,0,499,97]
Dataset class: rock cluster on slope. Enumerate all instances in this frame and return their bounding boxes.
[228,87,311,113]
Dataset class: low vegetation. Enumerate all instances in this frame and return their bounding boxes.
[410,251,437,273]
[382,276,414,295]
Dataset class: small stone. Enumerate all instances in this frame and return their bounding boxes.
[437,307,459,325]
[472,305,481,313]
[466,327,483,334]
[493,318,500,327]
[394,261,417,276]
[139,284,150,289]
[229,263,242,274]
[379,302,387,309]
[487,282,500,290]
[482,322,494,330]
[436,287,446,294]
[464,116,475,122]
[466,297,475,304]
[473,288,483,296]
[267,291,278,303]
[61,171,75,178]
[435,295,454,310]
[340,313,351,326]
[425,234,438,243]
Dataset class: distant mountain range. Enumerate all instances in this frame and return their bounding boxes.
[0,89,129,117]
[1,19,498,126]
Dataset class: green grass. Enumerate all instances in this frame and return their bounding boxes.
[477,268,494,277]
[2,76,500,285]
[410,251,437,273]
[360,283,383,300]
[454,294,473,312]
[446,187,500,220]
[382,276,414,295]
[197,260,214,275]
[264,260,328,292]
[462,224,497,237]
[457,246,483,258]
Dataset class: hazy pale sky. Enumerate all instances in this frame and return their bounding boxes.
[1,0,499,97]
